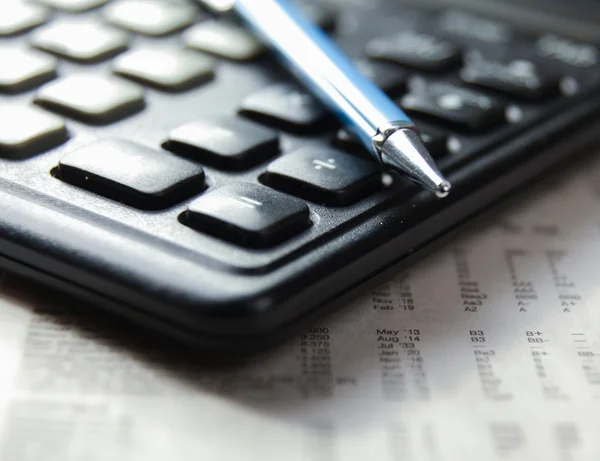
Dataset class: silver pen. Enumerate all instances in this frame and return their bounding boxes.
[199,0,451,197]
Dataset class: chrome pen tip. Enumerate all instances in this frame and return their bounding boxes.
[435,180,452,198]
[378,127,451,198]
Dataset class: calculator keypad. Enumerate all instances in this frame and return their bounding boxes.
[1,0,599,260]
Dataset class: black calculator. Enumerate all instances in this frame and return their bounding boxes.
[1,0,600,350]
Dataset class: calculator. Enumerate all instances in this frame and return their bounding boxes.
[1,0,600,350]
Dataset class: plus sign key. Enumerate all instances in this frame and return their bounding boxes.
[263,146,382,206]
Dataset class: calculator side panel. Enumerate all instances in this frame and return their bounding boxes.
[1,95,599,350]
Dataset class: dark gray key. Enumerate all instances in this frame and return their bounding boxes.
[263,146,381,206]
[104,0,196,36]
[164,117,279,170]
[183,21,265,61]
[436,9,514,47]
[57,140,206,209]
[401,78,506,131]
[0,47,57,93]
[35,75,145,124]
[239,83,330,133]
[461,53,560,100]
[335,125,447,159]
[113,48,215,92]
[34,0,108,13]
[0,105,67,158]
[0,3,48,36]
[184,183,310,247]
[296,1,336,31]
[534,34,599,70]
[366,31,462,72]
[31,21,129,63]
[354,59,407,96]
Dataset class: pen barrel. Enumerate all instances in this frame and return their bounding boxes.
[233,0,412,155]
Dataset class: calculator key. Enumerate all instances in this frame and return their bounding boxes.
[335,126,447,159]
[0,3,48,36]
[0,105,67,158]
[35,75,144,124]
[436,9,514,46]
[533,34,599,69]
[239,83,330,133]
[0,47,57,93]
[31,21,129,63]
[461,54,559,100]
[184,183,310,248]
[34,0,108,13]
[366,31,462,72]
[296,1,336,31]
[354,59,407,97]
[183,21,265,61]
[104,0,196,36]
[113,48,215,92]
[263,147,381,206]
[164,117,279,170]
[401,79,506,131]
[418,127,448,158]
[57,140,205,209]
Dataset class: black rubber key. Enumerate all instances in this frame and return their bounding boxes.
[401,78,506,131]
[0,3,48,36]
[534,34,599,70]
[184,183,311,248]
[366,31,462,72]
[354,59,407,97]
[35,75,145,125]
[31,21,129,63]
[0,47,57,93]
[436,9,514,47]
[296,1,336,31]
[239,83,330,133]
[335,125,447,159]
[113,48,215,92]
[0,105,67,158]
[164,117,279,170]
[461,53,560,100]
[263,146,381,206]
[57,140,206,209]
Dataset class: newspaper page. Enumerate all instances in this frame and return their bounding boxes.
[2,154,600,461]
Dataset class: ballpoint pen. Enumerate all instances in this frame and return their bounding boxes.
[198,0,451,197]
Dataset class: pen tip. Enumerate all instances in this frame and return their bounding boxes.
[435,180,451,198]
[379,128,451,198]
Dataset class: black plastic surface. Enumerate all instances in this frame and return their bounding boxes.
[2,0,600,350]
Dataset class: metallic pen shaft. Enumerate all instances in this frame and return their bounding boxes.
[199,0,450,196]
[233,0,405,149]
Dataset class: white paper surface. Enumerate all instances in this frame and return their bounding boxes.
[2,156,600,461]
